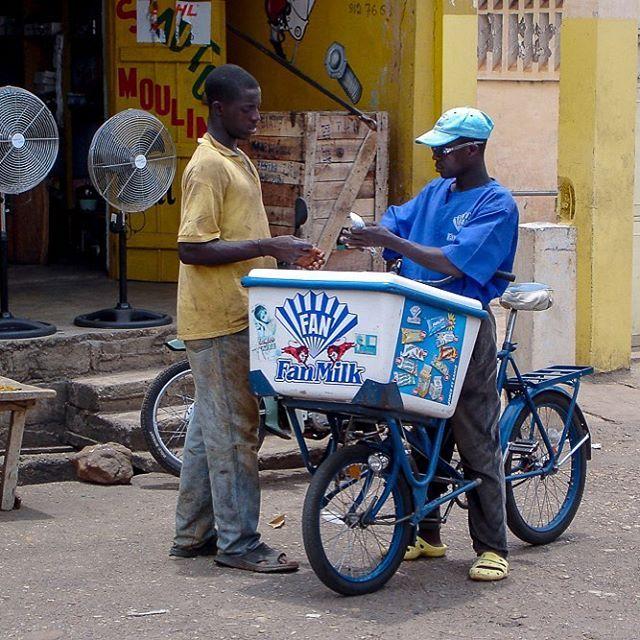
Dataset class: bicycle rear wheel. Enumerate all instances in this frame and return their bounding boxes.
[302,445,413,596]
[505,391,587,545]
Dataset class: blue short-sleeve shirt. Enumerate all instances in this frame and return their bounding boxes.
[381,178,519,306]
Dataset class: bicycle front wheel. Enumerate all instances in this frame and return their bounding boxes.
[141,361,193,477]
[302,445,413,596]
[505,391,587,545]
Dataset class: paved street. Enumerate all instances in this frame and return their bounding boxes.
[2,368,639,640]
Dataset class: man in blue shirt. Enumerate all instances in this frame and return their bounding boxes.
[342,107,518,581]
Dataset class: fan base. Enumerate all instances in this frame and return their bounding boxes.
[0,316,56,340]
[73,307,172,329]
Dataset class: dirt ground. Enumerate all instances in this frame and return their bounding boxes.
[1,371,639,640]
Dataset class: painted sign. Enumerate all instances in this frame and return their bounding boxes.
[391,300,466,405]
[109,0,225,282]
[273,291,364,385]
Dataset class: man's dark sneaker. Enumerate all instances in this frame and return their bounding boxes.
[169,538,218,558]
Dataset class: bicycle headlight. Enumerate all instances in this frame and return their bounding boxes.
[368,454,389,473]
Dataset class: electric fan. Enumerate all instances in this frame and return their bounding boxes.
[0,86,59,339]
[74,109,177,328]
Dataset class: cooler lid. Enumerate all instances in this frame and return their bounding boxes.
[242,269,487,319]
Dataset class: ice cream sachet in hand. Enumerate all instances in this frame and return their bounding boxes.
[348,211,377,255]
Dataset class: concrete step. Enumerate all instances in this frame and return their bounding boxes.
[65,409,145,452]
[67,368,165,413]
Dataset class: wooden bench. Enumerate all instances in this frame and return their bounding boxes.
[0,376,56,510]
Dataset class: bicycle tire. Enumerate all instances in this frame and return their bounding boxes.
[141,362,268,477]
[302,444,413,596]
[505,390,587,545]
[141,361,193,477]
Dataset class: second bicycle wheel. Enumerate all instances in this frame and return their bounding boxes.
[302,444,413,596]
[141,361,194,476]
[505,390,587,545]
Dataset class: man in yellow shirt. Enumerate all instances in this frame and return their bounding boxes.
[171,64,322,572]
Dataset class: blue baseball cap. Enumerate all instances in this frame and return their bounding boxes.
[415,107,494,147]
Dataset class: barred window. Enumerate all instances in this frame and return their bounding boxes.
[478,0,562,80]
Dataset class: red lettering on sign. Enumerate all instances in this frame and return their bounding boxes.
[118,67,138,98]
[187,108,194,139]
[155,85,171,116]
[197,117,207,138]
[170,98,185,126]
[140,78,154,110]
[116,0,137,34]
[117,67,206,139]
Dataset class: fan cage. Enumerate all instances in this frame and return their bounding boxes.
[88,109,177,213]
[0,86,59,195]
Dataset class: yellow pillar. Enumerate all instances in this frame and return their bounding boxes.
[410,0,478,194]
[557,1,637,371]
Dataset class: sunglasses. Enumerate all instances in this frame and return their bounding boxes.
[432,140,486,157]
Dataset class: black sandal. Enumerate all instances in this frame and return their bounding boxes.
[215,542,299,573]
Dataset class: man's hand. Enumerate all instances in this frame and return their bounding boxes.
[294,247,325,270]
[340,223,395,249]
[262,235,318,265]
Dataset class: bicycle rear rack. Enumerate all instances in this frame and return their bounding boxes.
[505,365,593,393]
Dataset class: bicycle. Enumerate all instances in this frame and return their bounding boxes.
[289,279,592,595]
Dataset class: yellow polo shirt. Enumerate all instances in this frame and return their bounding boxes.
[177,133,276,340]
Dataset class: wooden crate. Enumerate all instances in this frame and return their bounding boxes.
[240,111,388,271]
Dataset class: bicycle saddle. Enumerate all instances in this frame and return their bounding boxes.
[499,282,553,311]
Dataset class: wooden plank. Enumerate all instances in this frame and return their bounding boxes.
[300,113,318,242]
[268,223,295,237]
[312,198,375,220]
[265,206,295,227]
[260,183,300,208]
[374,112,389,221]
[254,160,304,185]
[257,112,305,137]
[326,248,374,271]
[316,115,370,140]
[1,408,26,510]
[315,164,374,182]
[0,377,56,402]
[317,130,379,257]
[241,136,304,161]
[316,139,365,164]
[313,176,375,201]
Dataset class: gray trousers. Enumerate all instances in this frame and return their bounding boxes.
[173,329,262,556]
[418,309,508,557]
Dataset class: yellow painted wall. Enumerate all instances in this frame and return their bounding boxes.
[558,17,637,370]
[106,0,226,281]
[227,0,477,204]
[478,80,559,223]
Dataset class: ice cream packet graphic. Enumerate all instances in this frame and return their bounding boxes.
[428,376,444,402]
[393,371,417,387]
[426,316,448,336]
[413,363,433,398]
[432,358,450,380]
[401,344,427,361]
[401,328,427,344]
[395,356,419,375]
[439,346,458,362]
[435,331,458,348]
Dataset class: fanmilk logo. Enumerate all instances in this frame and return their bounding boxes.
[453,211,471,232]
[274,291,364,385]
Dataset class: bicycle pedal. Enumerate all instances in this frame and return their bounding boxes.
[508,439,539,455]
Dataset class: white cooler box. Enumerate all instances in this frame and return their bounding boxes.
[243,270,487,419]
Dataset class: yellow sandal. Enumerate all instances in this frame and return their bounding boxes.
[404,536,448,561]
[468,551,509,581]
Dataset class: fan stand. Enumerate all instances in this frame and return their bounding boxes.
[73,211,172,329]
[0,194,56,340]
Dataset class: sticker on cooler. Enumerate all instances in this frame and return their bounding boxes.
[391,299,467,405]
[274,291,365,385]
